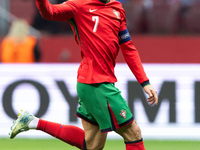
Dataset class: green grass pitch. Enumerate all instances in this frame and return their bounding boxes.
[1,138,200,150]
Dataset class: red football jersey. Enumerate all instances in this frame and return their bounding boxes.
[35,0,149,85]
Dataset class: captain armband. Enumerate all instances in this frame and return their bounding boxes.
[118,29,131,45]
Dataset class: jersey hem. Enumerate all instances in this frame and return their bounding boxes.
[77,80,117,84]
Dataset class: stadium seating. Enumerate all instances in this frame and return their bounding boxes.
[146,1,181,34]
[10,0,36,24]
[183,2,200,33]
[123,0,146,33]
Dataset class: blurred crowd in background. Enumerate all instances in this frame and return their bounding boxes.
[0,0,200,35]
[31,0,200,34]
[1,0,200,35]
[123,0,200,34]
[0,0,200,63]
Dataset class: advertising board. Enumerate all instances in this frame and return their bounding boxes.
[1,63,200,140]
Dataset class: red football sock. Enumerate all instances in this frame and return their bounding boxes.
[125,139,146,150]
[37,119,85,150]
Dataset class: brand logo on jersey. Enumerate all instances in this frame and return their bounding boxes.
[89,9,98,12]
[120,109,127,119]
[113,9,120,19]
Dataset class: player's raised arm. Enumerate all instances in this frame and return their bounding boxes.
[35,0,80,21]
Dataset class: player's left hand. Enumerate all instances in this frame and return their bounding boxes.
[143,84,158,106]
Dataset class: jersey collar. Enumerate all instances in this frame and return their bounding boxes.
[99,0,110,4]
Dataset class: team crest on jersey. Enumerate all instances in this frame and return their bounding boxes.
[120,109,127,119]
[113,9,120,19]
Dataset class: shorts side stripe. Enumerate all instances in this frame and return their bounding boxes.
[107,101,120,131]
[100,117,134,133]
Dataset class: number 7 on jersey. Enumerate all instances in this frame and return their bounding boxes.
[92,16,99,32]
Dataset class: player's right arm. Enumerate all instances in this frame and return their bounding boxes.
[35,0,81,21]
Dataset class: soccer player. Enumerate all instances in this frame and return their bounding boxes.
[9,0,158,150]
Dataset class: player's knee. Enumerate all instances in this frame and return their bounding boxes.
[133,124,142,140]
[124,121,142,142]
[85,139,105,150]
[95,144,105,150]
[86,143,105,150]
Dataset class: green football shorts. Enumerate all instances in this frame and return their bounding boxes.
[76,82,134,133]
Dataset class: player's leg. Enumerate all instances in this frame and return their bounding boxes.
[81,119,107,150]
[99,83,145,150]
[115,120,141,142]
[9,110,85,150]
[115,120,145,150]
